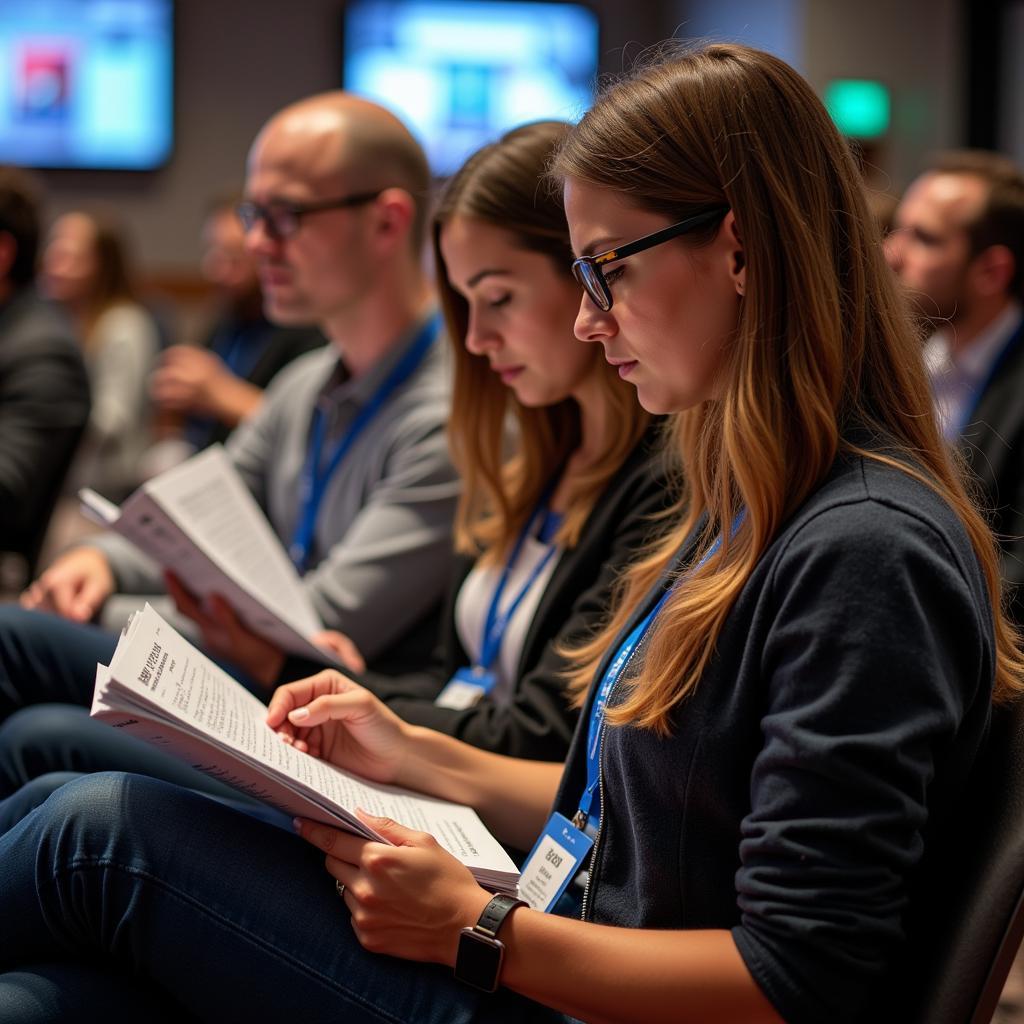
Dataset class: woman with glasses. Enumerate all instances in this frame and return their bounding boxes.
[1,43,1020,1024]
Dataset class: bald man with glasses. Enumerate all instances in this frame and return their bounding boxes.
[0,94,459,734]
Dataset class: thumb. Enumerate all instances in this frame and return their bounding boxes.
[355,809,425,847]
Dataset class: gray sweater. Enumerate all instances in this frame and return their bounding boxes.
[95,322,460,664]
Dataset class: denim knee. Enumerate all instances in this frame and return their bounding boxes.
[0,605,55,665]
[0,771,81,834]
[31,771,138,846]
[0,603,37,636]
[0,705,91,794]
[0,964,185,1023]
[0,703,90,744]
[0,607,117,719]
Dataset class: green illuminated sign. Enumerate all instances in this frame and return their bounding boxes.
[825,79,890,139]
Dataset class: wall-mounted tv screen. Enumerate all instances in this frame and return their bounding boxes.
[0,0,173,171]
[343,0,599,177]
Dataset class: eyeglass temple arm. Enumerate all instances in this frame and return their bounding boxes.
[596,205,730,265]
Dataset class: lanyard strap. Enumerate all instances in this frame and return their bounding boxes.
[574,511,746,830]
[478,486,562,671]
[947,319,1024,440]
[289,313,441,572]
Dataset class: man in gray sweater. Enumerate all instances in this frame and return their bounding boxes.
[0,93,458,716]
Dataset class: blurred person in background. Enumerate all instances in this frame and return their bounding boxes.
[886,150,1024,622]
[0,168,90,590]
[146,196,325,472]
[41,210,160,504]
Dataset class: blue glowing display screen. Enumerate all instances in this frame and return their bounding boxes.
[0,0,173,171]
[343,0,599,176]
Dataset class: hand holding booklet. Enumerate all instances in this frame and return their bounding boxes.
[80,445,341,667]
[90,604,520,895]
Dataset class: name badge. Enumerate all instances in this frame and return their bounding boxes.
[434,666,495,710]
[517,812,593,912]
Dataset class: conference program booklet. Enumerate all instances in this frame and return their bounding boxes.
[90,603,519,895]
[79,444,341,667]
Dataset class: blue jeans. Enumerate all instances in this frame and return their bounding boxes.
[0,962,196,1021]
[0,772,565,1023]
[0,704,254,828]
[0,605,263,724]
[0,606,117,719]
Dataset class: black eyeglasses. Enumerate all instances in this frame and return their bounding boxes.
[236,190,382,240]
[572,205,731,312]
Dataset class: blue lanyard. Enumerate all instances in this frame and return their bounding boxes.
[478,504,562,672]
[289,313,441,572]
[573,511,745,830]
[947,319,1024,440]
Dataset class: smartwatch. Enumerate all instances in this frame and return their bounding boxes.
[453,893,526,992]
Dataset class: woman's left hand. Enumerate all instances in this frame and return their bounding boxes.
[294,811,492,966]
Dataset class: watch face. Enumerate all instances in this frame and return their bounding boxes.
[455,929,505,993]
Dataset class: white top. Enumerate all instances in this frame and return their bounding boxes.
[924,300,1023,438]
[69,301,160,499]
[455,533,562,706]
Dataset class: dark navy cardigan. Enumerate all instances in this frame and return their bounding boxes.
[552,449,994,1024]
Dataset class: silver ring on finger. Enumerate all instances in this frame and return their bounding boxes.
[335,879,346,900]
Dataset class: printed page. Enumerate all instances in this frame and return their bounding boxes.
[91,664,369,832]
[142,447,317,633]
[97,606,518,889]
[82,447,339,666]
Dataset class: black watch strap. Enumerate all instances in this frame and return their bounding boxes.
[474,893,526,938]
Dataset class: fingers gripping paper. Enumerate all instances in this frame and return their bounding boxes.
[91,604,519,894]
[80,445,340,666]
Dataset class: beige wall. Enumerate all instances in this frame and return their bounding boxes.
[802,0,963,191]
[678,0,964,190]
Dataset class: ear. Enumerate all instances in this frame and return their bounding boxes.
[369,187,416,255]
[723,211,746,297]
[968,243,1015,300]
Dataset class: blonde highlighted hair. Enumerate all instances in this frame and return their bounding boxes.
[433,121,651,563]
[552,42,1024,731]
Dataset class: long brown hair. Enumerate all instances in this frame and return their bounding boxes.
[553,42,1024,730]
[434,121,650,562]
[71,210,138,340]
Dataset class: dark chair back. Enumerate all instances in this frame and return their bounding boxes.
[894,700,1024,1023]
